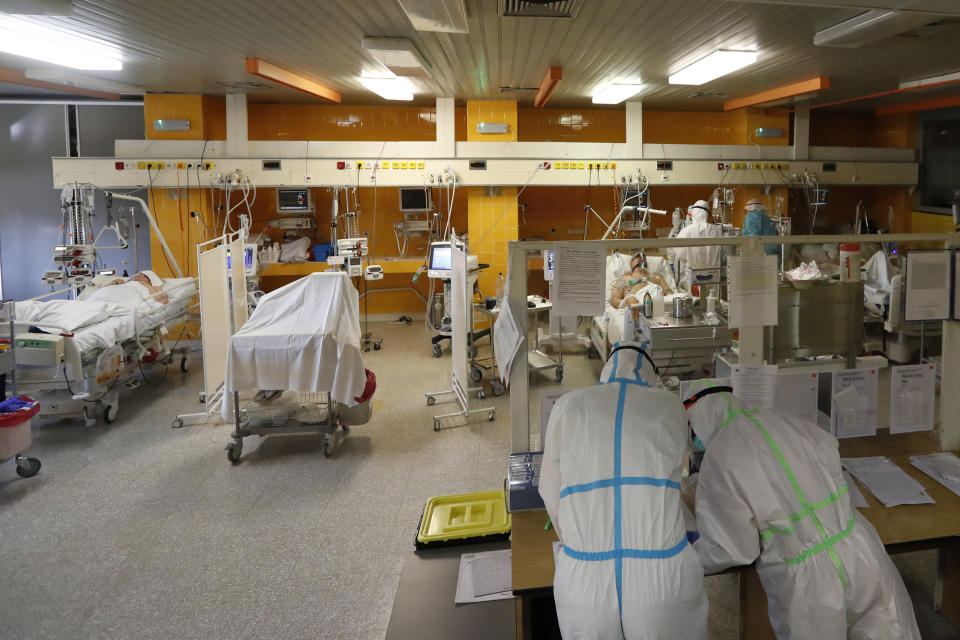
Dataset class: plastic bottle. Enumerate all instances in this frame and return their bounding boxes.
[643,292,653,318]
[496,272,505,306]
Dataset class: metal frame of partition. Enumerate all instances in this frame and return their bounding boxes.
[173,232,247,427]
[506,232,960,454]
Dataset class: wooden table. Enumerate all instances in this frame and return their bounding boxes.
[510,431,960,639]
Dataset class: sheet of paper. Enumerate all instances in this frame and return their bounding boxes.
[841,456,935,507]
[904,250,952,322]
[890,364,937,434]
[831,368,879,439]
[493,298,523,386]
[551,242,606,317]
[843,471,869,509]
[455,550,514,604]
[727,254,778,328]
[732,364,778,409]
[910,452,960,498]
[775,371,820,424]
[539,388,568,451]
[679,378,730,404]
[471,551,512,597]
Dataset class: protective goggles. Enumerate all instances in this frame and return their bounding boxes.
[605,345,659,375]
[682,385,733,409]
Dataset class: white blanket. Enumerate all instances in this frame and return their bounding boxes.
[15,299,130,334]
[222,272,367,421]
[86,281,164,312]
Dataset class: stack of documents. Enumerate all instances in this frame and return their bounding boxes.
[909,452,960,498]
[841,457,935,507]
[455,549,513,604]
[842,471,869,508]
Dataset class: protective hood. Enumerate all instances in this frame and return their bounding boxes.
[687,200,710,224]
[684,379,743,448]
[599,342,657,386]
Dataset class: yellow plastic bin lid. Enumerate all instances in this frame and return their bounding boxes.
[416,490,512,548]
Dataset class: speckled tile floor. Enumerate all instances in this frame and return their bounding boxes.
[0,321,956,639]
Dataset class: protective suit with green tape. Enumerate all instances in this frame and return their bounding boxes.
[685,381,920,639]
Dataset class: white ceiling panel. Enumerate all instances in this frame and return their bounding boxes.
[0,0,955,111]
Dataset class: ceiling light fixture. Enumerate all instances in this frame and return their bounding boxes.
[361,38,431,78]
[814,10,937,48]
[360,75,414,101]
[0,15,122,70]
[669,50,757,86]
[396,0,468,33]
[591,83,643,105]
[898,70,960,90]
[24,69,143,94]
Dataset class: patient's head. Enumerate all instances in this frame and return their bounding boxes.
[629,252,646,273]
[130,273,151,287]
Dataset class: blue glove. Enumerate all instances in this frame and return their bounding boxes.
[686,530,701,545]
[0,396,35,413]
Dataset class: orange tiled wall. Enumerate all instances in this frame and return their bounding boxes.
[468,187,518,300]
[466,100,518,142]
[247,104,438,141]
[809,111,917,148]
[518,108,625,142]
[644,109,790,146]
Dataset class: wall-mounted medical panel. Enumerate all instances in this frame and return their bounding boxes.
[52,157,919,189]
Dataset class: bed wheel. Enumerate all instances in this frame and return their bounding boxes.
[433,418,440,432]
[15,456,41,478]
[470,365,483,383]
[432,344,442,358]
[171,418,184,429]
[103,404,118,424]
[555,366,564,383]
[81,406,95,427]
[373,343,381,351]
[491,380,505,397]
[324,442,334,458]
[426,396,436,406]
[180,357,189,373]
[487,410,496,422]
[226,441,242,464]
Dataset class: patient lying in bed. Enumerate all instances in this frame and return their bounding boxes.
[609,252,672,308]
[94,272,169,305]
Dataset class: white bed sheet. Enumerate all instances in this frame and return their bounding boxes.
[222,272,366,421]
[17,279,197,355]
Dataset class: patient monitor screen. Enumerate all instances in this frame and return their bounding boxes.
[428,243,452,278]
[277,188,311,213]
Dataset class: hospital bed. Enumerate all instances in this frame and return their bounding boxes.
[588,252,680,361]
[13,276,198,425]
[222,272,375,462]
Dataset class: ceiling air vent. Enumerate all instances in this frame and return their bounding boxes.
[501,0,584,18]
[688,91,728,99]
[499,86,539,95]
[217,81,268,90]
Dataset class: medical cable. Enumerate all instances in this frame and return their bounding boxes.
[61,363,122,405]
[472,164,542,251]
[147,168,177,276]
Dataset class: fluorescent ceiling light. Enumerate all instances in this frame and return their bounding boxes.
[899,70,960,90]
[0,0,73,15]
[396,0,468,33]
[591,83,643,104]
[360,76,414,101]
[25,69,143,94]
[0,15,122,70]
[814,10,936,48]
[361,37,431,78]
[669,50,757,86]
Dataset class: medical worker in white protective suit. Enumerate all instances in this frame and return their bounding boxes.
[539,344,707,640]
[675,200,723,281]
[685,381,921,640]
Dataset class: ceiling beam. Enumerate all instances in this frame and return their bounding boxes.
[0,66,120,99]
[877,95,960,115]
[534,66,563,109]
[244,58,341,104]
[724,77,830,111]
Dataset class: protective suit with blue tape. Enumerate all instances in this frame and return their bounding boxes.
[539,344,707,640]
[685,381,920,640]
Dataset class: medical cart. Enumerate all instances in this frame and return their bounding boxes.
[0,300,41,478]
[474,295,564,397]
